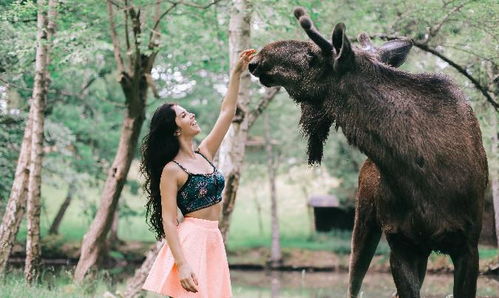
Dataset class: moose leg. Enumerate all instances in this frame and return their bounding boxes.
[450,246,479,298]
[347,214,381,298]
[416,254,429,290]
[388,239,429,298]
[348,159,382,298]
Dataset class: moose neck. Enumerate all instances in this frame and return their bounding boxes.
[328,68,429,179]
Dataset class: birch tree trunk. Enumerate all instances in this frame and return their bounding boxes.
[218,0,253,243]
[264,112,282,268]
[24,0,57,283]
[0,107,33,275]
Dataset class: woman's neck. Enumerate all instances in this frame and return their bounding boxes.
[177,137,196,160]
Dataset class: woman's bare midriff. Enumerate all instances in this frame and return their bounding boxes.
[183,201,223,221]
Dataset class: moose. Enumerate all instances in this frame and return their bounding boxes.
[249,7,488,298]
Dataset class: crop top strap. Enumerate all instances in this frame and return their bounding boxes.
[171,160,191,175]
[195,150,216,171]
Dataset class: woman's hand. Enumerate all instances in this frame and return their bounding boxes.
[233,49,257,75]
[178,263,199,293]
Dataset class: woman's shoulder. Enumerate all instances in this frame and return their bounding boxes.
[195,146,214,162]
[162,161,184,178]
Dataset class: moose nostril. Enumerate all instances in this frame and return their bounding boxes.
[248,62,258,73]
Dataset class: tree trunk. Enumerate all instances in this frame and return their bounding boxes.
[491,110,499,248]
[218,0,252,244]
[107,203,121,248]
[265,112,282,268]
[253,193,263,236]
[73,1,157,281]
[0,106,34,275]
[48,182,76,235]
[24,0,57,283]
[74,90,146,281]
[123,241,163,298]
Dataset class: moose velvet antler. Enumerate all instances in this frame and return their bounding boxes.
[293,7,333,54]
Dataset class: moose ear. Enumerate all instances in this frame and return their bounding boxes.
[378,39,412,68]
[332,23,354,73]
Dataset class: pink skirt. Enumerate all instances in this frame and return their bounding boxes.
[142,217,232,298]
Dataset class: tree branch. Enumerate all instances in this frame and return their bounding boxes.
[108,0,123,9]
[147,0,223,49]
[106,0,126,77]
[248,87,280,129]
[124,0,131,53]
[425,1,470,44]
[147,3,177,49]
[4,18,37,23]
[165,0,223,9]
[439,43,499,62]
[129,7,142,77]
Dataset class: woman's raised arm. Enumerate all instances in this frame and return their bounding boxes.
[197,49,256,159]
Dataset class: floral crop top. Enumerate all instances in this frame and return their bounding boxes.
[172,151,225,215]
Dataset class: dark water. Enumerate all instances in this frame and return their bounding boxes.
[230,270,499,298]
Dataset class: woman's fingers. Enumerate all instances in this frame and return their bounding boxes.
[180,277,198,292]
[192,272,199,286]
[239,49,251,57]
[180,280,188,291]
[240,48,256,58]
[186,277,199,292]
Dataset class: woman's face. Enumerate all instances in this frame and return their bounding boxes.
[172,105,201,136]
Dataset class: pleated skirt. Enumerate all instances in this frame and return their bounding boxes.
[142,216,232,298]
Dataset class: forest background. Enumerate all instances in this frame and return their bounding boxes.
[0,0,498,296]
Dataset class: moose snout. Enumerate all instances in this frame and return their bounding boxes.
[248,61,258,74]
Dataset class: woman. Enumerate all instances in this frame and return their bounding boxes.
[140,49,256,298]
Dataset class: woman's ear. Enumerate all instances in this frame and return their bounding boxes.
[332,23,354,73]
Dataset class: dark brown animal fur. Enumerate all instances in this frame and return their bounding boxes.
[249,7,488,298]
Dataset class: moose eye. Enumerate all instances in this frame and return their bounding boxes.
[306,52,317,66]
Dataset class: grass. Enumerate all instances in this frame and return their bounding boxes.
[0,268,114,298]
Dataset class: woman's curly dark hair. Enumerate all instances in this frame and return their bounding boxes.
[140,103,179,240]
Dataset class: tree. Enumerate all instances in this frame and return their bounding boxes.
[264,111,282,268]
[73,0,160,281]
[24,0,57,283]
[492,110,499,247]
[0,107,33,275]
[48,180,76,235]
[217,0,253,241]
[186,0,282,246]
